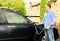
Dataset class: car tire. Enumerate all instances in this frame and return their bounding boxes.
[38,35,45,41]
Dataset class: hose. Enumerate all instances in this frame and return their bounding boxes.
[35,25,54,35]
[35,25,55,41]
[35,25,45,35]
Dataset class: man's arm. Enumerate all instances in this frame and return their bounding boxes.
[51,12,56,25]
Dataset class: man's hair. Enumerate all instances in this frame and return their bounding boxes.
[46,4,51,8]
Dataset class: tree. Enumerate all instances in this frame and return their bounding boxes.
[0,0,26,16]
[40,0,47,22]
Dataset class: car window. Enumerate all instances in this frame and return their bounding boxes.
[5,12,29,23]
[0,11,7,23]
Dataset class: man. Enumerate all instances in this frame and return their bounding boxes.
[41,4,56,41]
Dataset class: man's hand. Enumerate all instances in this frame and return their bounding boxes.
[34,22,43,26]
[34,22,40,25]
[46,25,50,29]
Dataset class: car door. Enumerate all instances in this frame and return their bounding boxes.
[4,10,35,39]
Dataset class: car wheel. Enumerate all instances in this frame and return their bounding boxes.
[39,36,45,41]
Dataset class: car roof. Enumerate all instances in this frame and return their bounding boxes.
[0,8,20,14]
[0,8,26,17]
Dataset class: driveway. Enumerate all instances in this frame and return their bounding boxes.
[42,38,60,41]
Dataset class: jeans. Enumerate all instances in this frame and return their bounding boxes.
[44,28,55,41]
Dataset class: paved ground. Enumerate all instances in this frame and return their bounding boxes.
[56,38,60,41]
[42,38,60,41]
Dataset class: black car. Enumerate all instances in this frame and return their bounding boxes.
[0,8,59,41]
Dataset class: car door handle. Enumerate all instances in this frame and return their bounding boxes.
[8,25,15,28]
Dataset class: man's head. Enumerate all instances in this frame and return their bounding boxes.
[45,4,51,11]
